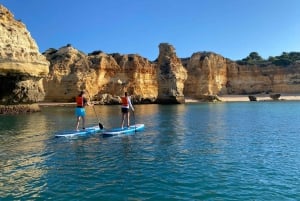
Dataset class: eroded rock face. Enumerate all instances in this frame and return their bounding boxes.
[226,64,273,94]
[267,65,300,93]
[43,46,158,104]
[44,45,300,103]
[109,53,158,103]
[43,46,93,102]
[183,52,300,99]
[0,5,49,104]
[221,64,300,95]
[183,52,273,98]
[156,43,187,103]
[5,2,300,104]
[183,52,229,99]
[44,43,191,104]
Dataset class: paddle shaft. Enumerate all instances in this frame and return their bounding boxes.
[86,90,103,129]
[132,110,136,133]
[81,58,103,129]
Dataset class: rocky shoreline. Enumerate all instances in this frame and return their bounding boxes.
[2,94,299,114]
[0,104,41,114]
[37,94,300,106]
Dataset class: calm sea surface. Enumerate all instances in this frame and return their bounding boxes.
[1,102,300,200]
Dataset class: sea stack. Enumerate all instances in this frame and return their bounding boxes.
[156,43,187,104]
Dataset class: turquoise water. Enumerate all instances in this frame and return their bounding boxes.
[1,102,300,200]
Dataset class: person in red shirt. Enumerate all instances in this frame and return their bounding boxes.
[121,92,134,129]
[75,90,87,131]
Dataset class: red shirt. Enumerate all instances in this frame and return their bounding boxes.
[76,96,84,107]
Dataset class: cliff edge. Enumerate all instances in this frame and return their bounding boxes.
[0,5,49,104]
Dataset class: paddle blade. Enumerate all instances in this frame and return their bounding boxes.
[99,123,104,130]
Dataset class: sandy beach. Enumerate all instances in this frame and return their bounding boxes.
[185,94,300,103]
[219,94,300,102]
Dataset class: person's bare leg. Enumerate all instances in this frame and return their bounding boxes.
[127,113,130,127]
[121,113,125,128]
[76,116,81,131]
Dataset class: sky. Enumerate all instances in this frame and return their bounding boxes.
[1,0,300,61]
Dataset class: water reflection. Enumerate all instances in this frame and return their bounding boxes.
[0,103,300,200]
[0,112,50,198]
[91,104,160,129]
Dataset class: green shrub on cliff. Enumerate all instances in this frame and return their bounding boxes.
[237,52,267,66]
[237,51,300,67]
[268,52,300,66]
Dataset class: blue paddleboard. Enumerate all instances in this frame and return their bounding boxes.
[55,125,102,138]
[102,124,145,137]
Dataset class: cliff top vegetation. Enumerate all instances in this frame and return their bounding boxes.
[237,51,300,67]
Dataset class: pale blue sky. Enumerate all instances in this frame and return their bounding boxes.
[1,0,300,61]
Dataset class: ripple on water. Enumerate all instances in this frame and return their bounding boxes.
[1,103,300,200]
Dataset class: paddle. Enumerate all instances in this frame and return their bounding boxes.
[81,58,103,129]
[132,110,136,133]
[92,104,104,130]
[86,90,103,129]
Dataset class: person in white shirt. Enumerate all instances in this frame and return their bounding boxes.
[120,92,134,128]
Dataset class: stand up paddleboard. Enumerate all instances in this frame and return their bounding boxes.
[102,124,145,137]
[55,125,102,138]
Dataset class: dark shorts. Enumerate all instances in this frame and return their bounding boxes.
[121,107,129,113]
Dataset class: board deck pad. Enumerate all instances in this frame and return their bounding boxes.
[102,124,145,137]
[55,125,101,138]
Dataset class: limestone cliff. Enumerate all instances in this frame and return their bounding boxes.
[228,64,300,95]
[109,53,157,103]
[43,45,92,102]
[44,44,300,104]
[0,5,49,104]
[156,43,187,103]
[261,65,300,93]
[183,52,229,99]
[44,43,191,104]
[43,46,158,103]
[226,64,273,94]
[183,52,300,99]
[5,2,300,105]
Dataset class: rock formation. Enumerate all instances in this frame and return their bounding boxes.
[43,43,189,104]
[0,5,49,104]
[156,43,187,103]
[224,64,300,95]
[3,3,300,107]
[183,52,300,100]
[44,44,300,104]
[109,53,157,103]
[183,52,229,99]
[0,103,41,114]
[43,45,95,102]
[43,45,158,104]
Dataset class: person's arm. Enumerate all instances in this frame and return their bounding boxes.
[128,97,134,111]
[83,97,88,106]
